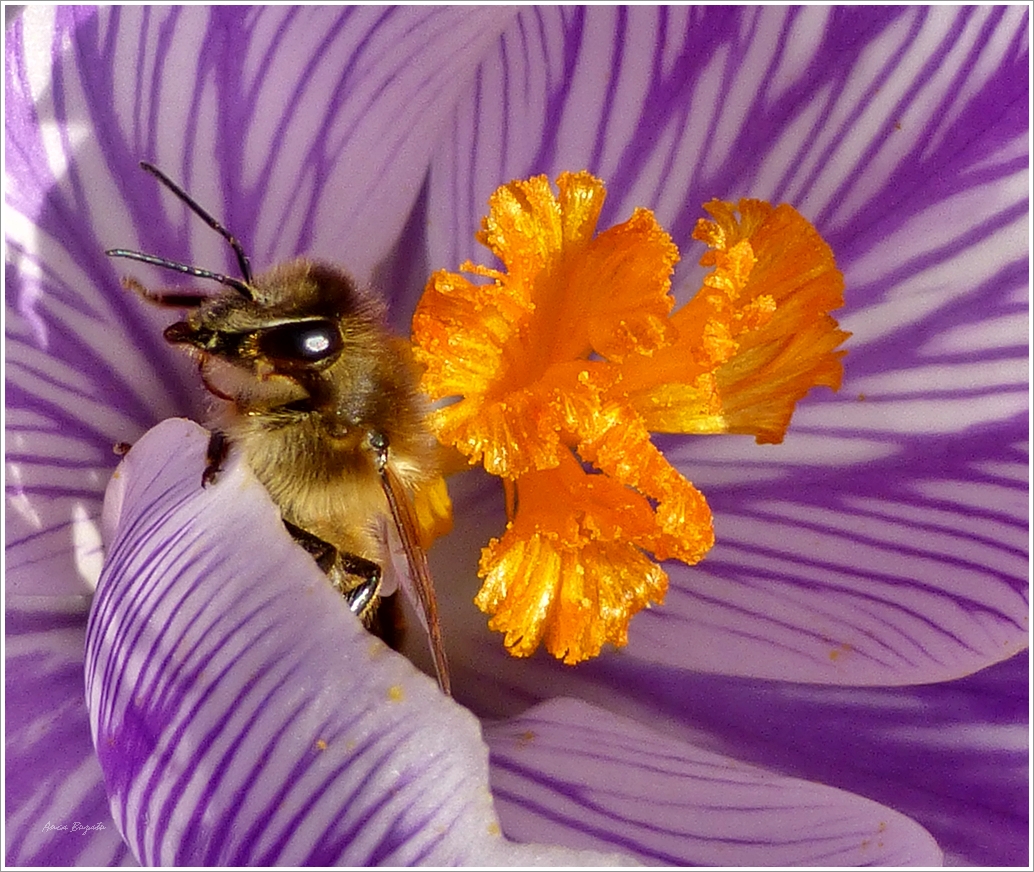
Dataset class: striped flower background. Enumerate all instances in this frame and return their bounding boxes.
[5,6,1028,867]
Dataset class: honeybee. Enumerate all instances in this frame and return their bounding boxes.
[108,162,450,695]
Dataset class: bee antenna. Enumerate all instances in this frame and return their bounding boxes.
[105,248,254,298]
[139,161,253,284]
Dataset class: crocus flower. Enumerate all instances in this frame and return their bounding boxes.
[5,6,1028,867]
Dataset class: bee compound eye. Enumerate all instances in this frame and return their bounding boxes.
[258,318,343,366]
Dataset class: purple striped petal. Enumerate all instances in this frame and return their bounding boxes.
[485,697,942,866]
[425,4,1029,684]
[84,418,629,866]
[654,651,1029,867]
[427,530,1027,867]
[6,6,516,281]
[5,597,134,866]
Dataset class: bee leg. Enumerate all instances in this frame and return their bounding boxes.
[366,594,405,652]
[113,441,133,456]
[284,520,337,572]
[202,430,228,487]
[283,521,382,623]
[336,553,382,618]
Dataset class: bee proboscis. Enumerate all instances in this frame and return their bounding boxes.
[108,162,450,695]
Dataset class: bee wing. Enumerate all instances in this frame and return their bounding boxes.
[379,465,451,696]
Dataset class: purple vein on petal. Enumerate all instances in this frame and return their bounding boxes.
[584,651,1028,866]
[92,569,334,838]
[135,623,310,854]
[4,596,133,866]
[778,9,932,215]
[266,739,405,865]
[289,737,446,867]
[485,697,942,866]
[715,513,1021,622]
[586,6,624,172]
[219,7,378,254]
[624,410,1027,684]
[201,698,315,865]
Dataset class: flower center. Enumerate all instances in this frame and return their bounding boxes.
[412,172,848,664]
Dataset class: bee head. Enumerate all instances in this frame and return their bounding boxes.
[161,261,374,375]
[108,163,394,419]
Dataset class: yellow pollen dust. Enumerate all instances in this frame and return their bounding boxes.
[412,172,847,664]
